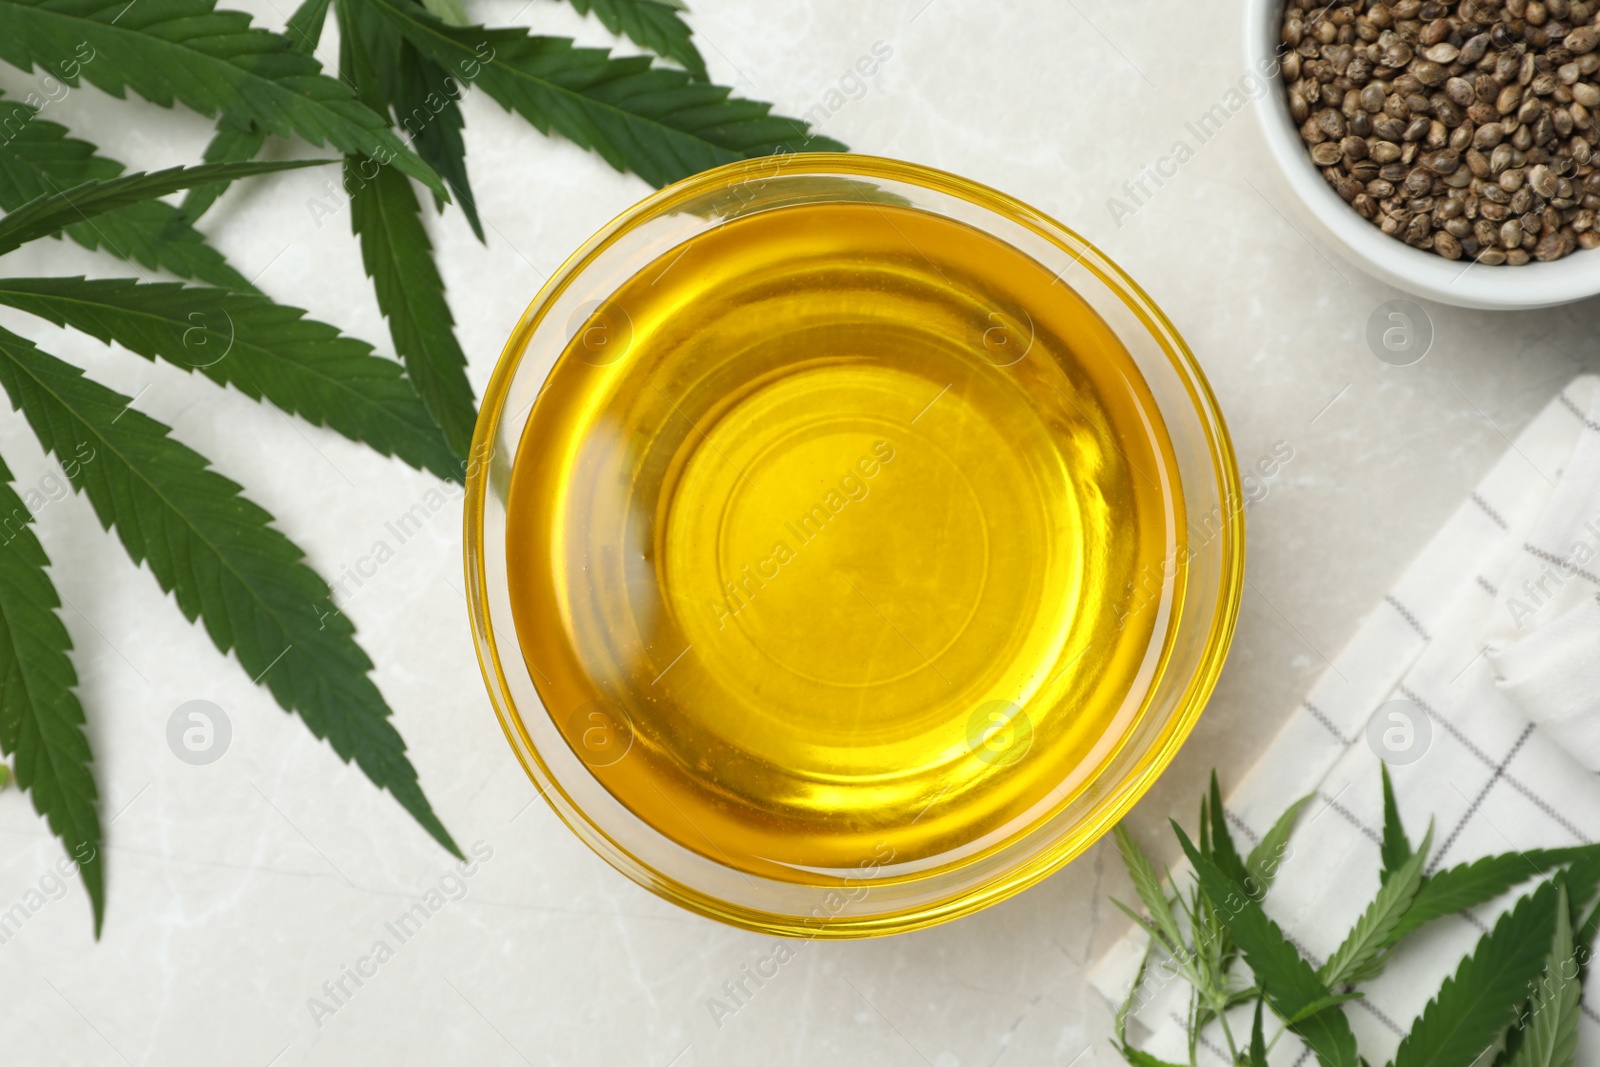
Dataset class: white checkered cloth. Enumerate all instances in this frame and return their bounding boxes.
[1091,376,1600,1066]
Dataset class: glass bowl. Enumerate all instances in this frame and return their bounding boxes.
[464,154,1244,938]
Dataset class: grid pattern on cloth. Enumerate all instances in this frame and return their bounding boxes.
[1090,376,1600,1066]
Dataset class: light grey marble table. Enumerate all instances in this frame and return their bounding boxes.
[0,0,1590,1063]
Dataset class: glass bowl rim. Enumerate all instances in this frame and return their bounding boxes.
[463,152,1247,937]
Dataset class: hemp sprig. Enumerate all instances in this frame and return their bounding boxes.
[0,0,839,936]
[1113,767,1600,1067]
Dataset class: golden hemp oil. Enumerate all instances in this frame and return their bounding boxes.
[505,200,1183,881]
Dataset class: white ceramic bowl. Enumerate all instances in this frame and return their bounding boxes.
[1245,0,1600,309]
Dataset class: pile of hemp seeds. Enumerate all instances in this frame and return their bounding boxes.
[1283,0,1600,264]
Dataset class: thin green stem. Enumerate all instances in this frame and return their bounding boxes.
[1217,1009,1241,1061]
